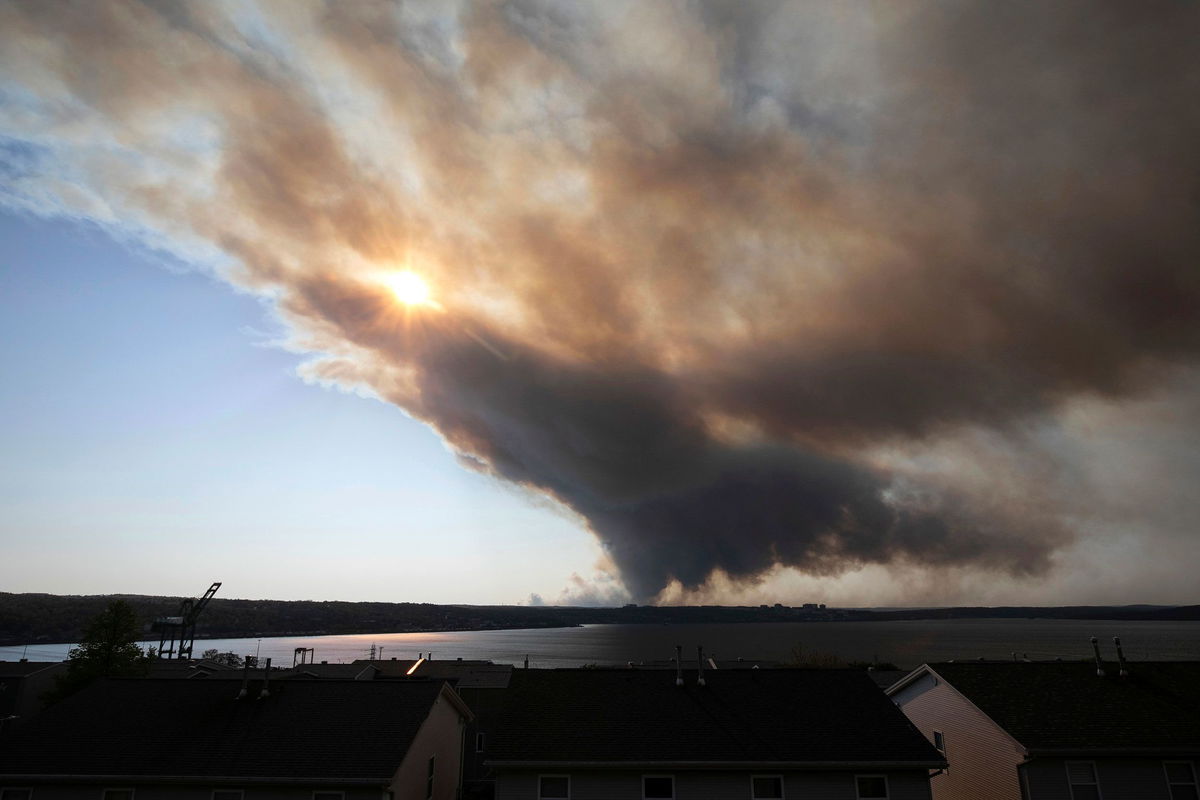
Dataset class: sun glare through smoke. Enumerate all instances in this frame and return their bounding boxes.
[386,270,433,308]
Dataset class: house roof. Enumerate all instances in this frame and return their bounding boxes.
[147,659,239,679]
[486,668,942,767]
[0,677,462,782]
[917,662,1200,754]
[358,659,513,688]
[0,661,63,678]
[278,663,378,680]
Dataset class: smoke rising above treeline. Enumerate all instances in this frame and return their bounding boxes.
[2,1,1198,603]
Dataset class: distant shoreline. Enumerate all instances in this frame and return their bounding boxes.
[2,591,1197,650]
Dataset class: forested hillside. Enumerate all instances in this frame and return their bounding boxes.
[3,592,1195,648]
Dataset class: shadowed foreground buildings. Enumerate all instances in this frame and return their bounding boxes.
[0,664,942,800]
[888,661,1200,800]
[5,657,1200,799]
[479,669,943,800]
[0,677,472,800]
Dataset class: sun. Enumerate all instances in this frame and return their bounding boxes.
[386,270,433,307]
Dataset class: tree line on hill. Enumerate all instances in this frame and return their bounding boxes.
[1,592,1196,648]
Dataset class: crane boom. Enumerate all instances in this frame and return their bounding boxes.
[153,581,221,660]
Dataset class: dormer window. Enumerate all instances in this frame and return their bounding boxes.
[1165,762,1198,800]
[539,776,570,800]
[1066,762,1100,800]
[855,776,888,799]
[643,776,674,800]
[752,775,784,799]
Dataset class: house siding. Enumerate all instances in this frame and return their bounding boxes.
[0,664,66,728]
[1022,757,1187,800]
[494,769,931,800]
[391,692,468,800]
[890,672,1024,800]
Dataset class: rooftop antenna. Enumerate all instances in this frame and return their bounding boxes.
[236,658,252,700]
[258,657,272,699]
[1090,637,1106,677]
[674,645,684,687]
[1113,636,1129,677]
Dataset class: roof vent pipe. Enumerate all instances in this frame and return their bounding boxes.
[236,658,251,700]
[674,645,684,687]
[258,657,272,699]
[697,645,706,687]
[1090,637,1106,677]
[1113,636,1129,677]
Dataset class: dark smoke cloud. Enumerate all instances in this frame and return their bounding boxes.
[2,0,1198,602]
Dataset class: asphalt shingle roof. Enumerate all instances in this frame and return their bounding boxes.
[487,668,941,765]
[0,661,61,678]
[929,661,1200,753]
[0,677,449,781]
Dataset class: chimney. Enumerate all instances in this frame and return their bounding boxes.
[697,645,706,687]
[674,645,684,687]
[1090,637,1106,677]
[258,657,272,699]
[1113,636,1129,677]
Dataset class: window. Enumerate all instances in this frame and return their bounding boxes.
[932,730,945,753]
[2,790,32,800]
[1166,762,1199,800]
[426,756,435,800]
[1066,762,1101,800]
[103,790,134,800]
[538,775,570,800]
[855,776,888,799]
[752,775,784,799]
[213,792,243,800]
[643,776,674,800]
[313,794,343,800]
[476,732,486,753]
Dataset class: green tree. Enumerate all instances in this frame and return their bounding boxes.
[45,599,150,705]
[201,648,243,668]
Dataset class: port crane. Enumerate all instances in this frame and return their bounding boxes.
[152,581,221,660]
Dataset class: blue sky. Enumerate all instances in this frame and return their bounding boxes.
[0,209,597,602]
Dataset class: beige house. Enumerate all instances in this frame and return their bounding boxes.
[887,661,1200,800]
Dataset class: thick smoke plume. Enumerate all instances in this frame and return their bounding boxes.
[2,1,1198,601]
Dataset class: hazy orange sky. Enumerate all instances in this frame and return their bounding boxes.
[1,1,1198,606]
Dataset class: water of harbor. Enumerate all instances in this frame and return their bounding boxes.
[4,618,1199,669]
